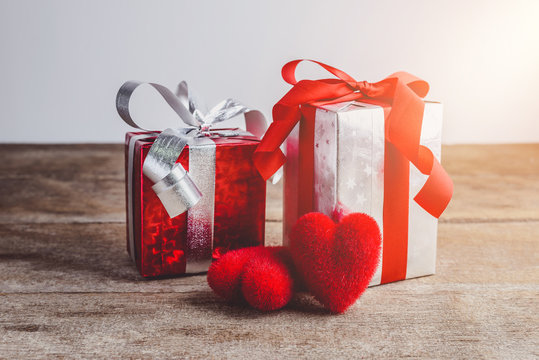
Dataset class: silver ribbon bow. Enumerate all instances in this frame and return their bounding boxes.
[116,80,267,218]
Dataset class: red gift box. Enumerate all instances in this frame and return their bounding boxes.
[117,80,268,278]
[125,131,266,277]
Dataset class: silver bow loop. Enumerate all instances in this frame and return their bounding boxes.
[116,81,199,130]
[203,98,250,126]
[176,81,208,126]
[142,128,202,218]
[117,80,268,219]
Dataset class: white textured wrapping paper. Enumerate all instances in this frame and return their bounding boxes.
[284,101,443,286]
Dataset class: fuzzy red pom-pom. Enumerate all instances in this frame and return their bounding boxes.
[207,246,268,302]
[240,247,295,311]
[289,212,381,313]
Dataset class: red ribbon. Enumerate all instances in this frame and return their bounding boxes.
[254,59,454,283]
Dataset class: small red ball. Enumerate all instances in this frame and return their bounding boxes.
[207,246,265,302]
[241,247,295,311]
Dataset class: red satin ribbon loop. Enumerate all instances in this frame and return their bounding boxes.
[282,59,356,86]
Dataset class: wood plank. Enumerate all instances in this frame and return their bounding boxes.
[1,221,536,292]
[442,174,539,222]
[0,221,282,293]
[441,143,539,222]
[0,177,125,224]
[3,171,538,225]
[442,143,539,176]
[265,183,282,221]
[0,287,536,359]
[0,145,283,223]
[4,144,536,180]
[0,144,124,181]
[1,144,538,224]
[0,145,126,224]
[0,177,282,224]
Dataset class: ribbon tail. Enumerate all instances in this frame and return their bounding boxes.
[413,151,454,218]
[382,77,453,219]
[254,103,302,180]
[246,109,286,183]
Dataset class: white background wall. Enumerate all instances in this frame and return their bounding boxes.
[1,0,538,144]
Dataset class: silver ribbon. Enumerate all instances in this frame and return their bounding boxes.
[117,80,266,273]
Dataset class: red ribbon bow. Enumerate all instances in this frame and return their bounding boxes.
[254,59,453,219]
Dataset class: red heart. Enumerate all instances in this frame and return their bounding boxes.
[289,212,381,313]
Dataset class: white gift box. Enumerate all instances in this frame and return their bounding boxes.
[283,101,443,286]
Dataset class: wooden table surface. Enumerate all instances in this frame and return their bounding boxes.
[0,144,538,359]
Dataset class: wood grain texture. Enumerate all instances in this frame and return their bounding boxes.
[0,144,538,359]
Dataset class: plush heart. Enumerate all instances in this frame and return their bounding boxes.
[241,246,295,311]
[207,246,295,311]
[207,246,265,302]
[289,212,381,313]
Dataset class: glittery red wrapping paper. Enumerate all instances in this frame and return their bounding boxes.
[125,132,266,278]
